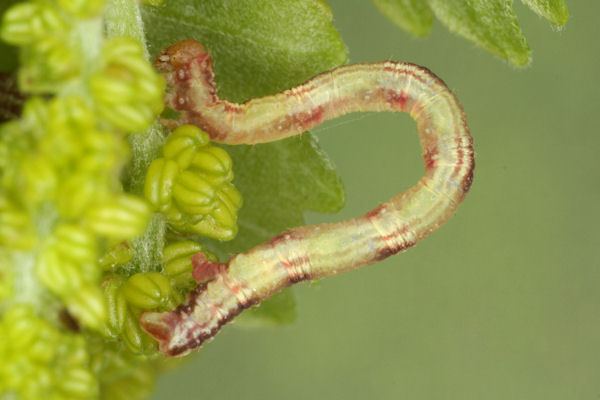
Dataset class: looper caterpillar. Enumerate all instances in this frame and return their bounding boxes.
[140,40,474,356]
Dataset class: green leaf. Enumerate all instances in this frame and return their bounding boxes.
[428,0,530,66]
[372,0,569,66]
[372,0,434,37]
[141,0,347,325]
[141,0,348,101]
[521,0,568,26]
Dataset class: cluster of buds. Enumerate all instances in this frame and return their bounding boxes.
[0,0,243,398]
[0,0,185,398]
[0,90,153,330]
[144,124,243,240]
[101,240,215,353]
[0,0,108,93]
[89,38,165,133]
[0,305,97,399]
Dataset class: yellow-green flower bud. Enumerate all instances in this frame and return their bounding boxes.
[36,224,99,300]
[100,359,155,400]
[0,3,38,45]
[78,129,128,173]
[54,224,97,264]
[189,215,236,241]
[21,96,48,138]
[86,194,151,240]
[96,102,155,133]
[36,246,84,296]
[41,98,89,168]
[91,68,139,103]
[20,37,81,92]
[56,173,107,219]
[188,182,242,240]
[213,190,241,229]
[0,3,67,45]
[4,305,39,350]
[144,157,179,211]
[99,241,133,272]
[188,146,234,185]
[28,323,60,363]
[90,38,164,132]
[219,181,244,211]
[172,169,216,214]
[48,96,95,136]
[56,336,98,398]
[101,275,129,337]
[59,366,98,399]
[66,283,107,331]
[162,125,211,167]
[120,308,156,355]
[121,272,173,310]
[0,197,37,249]
[163,240,217,288]
[20,154,57,207]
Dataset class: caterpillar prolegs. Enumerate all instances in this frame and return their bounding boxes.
[140,40,474,356]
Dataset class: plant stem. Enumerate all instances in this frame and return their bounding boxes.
[103,0,167,271]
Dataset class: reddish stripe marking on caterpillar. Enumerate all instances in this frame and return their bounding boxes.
[141,39,474,357]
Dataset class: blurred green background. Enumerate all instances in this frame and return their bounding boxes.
[151,1,599,399]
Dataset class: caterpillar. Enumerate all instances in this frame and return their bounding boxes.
[140,40,474,356]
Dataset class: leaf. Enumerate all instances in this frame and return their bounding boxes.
[428,0,530,66]
[520,0,568,26]
[372,0,434,37]
[141,0,348,101]
[371,0,569,66]
[141,0,347,325]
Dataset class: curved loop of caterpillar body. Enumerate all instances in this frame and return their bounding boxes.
[141,40,474,357]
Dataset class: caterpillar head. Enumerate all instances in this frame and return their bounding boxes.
[155,39,209,72]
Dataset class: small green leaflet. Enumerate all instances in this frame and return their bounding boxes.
[372,0,434,38]
[521,0,568,26]
[141,0,347,326]
[372,0,569,66]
